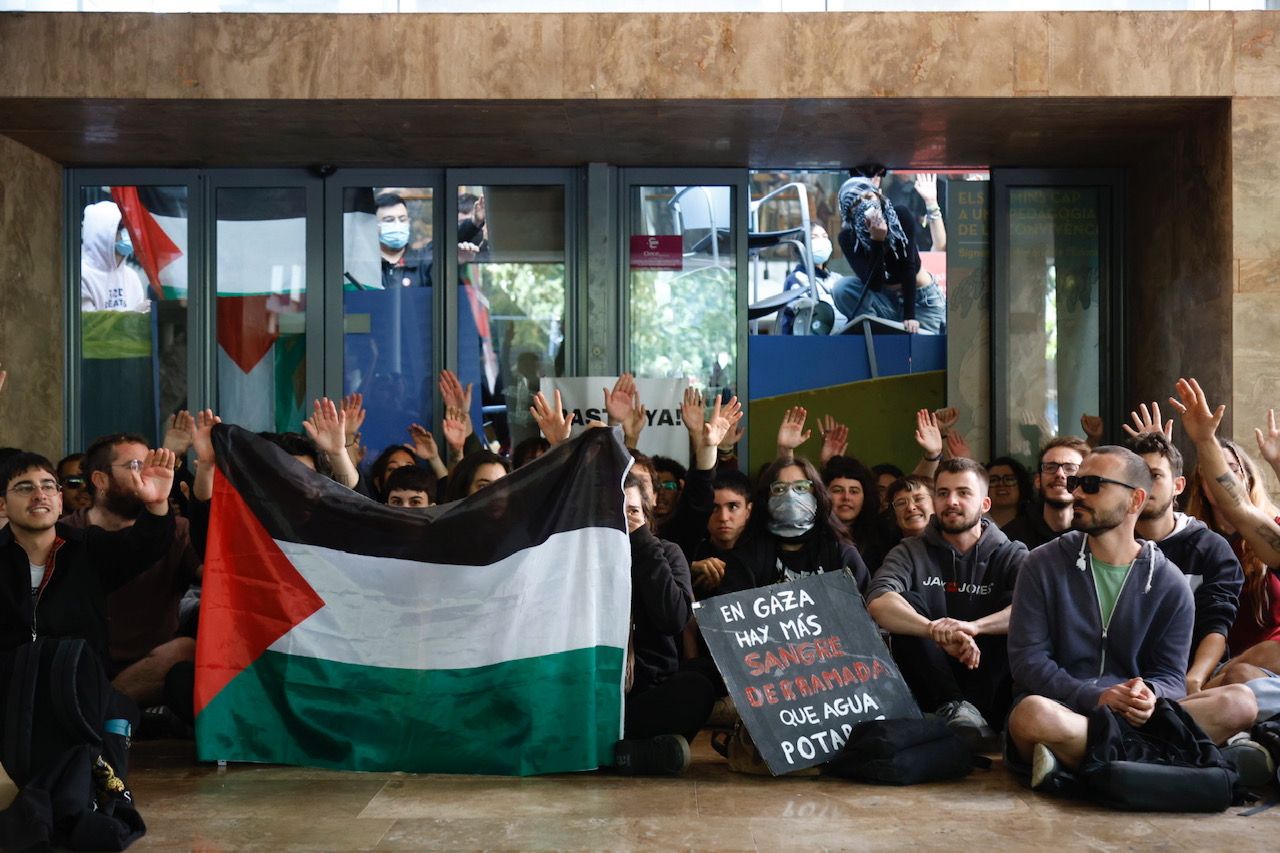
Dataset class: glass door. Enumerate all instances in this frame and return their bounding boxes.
[207,172,324,434]
[991,170,1124,465]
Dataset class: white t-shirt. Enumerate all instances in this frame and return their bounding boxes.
[30,563,46,593]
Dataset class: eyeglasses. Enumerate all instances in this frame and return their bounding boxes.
[1066,475,1139,494]
[111,459,144,472]
[892,493,932,512]
[769,479,814,497]
[990,475,1020,487]
[60,476,86,489]
[1040,461,1080,476]
[7,481,61,497]
[656,481,680,492]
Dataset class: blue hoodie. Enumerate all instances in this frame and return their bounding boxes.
[1008,530,1193,714]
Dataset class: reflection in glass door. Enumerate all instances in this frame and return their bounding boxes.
[213,184,315,434]
[452,181,567,454]
[626,182,738,397]
[339,185,437,457]
[992,172,1123,466]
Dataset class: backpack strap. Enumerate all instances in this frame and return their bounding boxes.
[50,639,102,747]
[2,641,43,785]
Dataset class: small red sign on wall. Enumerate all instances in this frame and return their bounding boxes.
[629,235,684,270]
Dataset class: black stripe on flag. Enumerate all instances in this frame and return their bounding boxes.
[210,424,630,566]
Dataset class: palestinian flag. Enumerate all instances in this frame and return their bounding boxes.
[194,424,632,776]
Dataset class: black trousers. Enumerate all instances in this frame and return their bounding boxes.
[890,633,1013,724]
[624,670,717,742]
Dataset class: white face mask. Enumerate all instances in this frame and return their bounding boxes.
[811,237,832,266]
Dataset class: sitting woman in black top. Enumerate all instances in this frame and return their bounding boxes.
[717,456,870,597]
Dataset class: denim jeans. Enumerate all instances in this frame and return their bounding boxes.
[833,273,947,334]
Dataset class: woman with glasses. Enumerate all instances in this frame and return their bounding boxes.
[716,456,869,597]
[984,456,1035,530]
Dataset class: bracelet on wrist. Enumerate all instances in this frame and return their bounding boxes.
[924,452,943,462]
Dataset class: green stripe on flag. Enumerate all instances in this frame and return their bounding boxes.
[196,646,624,776]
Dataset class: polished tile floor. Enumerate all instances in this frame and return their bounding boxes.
[2,738,1277,851]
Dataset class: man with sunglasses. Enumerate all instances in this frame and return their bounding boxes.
[55,453,92,514]
[1006,446,1194,788]
[1003,436,1091,551]
[868,458,1028,748]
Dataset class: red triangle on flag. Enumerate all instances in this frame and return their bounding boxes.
[216,295,280,374]
[195,467,325,716]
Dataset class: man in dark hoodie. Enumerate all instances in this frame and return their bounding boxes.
[1007,446,1194,788]
[1126,431,1243,694]
[1003,435,1090,551]
[868,458,1028,746]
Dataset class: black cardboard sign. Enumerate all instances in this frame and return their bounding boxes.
[697,571,920,774]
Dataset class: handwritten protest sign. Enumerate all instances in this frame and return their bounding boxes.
[697,571,920,774]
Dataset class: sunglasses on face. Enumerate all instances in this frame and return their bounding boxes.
[656,481,680,491]
[60,476,86,489]
[769,479,814,497]
[1066,475,1138,494]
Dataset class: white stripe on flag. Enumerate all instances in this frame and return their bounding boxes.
[268,526,631,671]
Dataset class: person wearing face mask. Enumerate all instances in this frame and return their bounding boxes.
[831,168,945,335]
[716,456,869,597]
[80,200,150,313]
[778,223,839,335]
[376,192,434,290]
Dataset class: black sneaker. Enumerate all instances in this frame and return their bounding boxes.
[1223,737,1276,788]
[936,699,997,751]
[613,734,691,776]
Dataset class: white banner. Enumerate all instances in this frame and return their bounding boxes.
[543,376,691,467]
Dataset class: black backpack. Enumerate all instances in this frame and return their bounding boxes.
[0,638,145,852]
[825,718,981,785]
[1072,698,1243,812]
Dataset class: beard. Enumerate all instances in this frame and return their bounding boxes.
[99,481,145,518]
[938,508,982,535]
[1139,493,1175,520]
[1044,493,1075,510]
[1071,500,1126,535]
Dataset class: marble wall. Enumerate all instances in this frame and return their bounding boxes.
[0,135,63,458]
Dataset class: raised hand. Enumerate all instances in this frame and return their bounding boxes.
[1120,402,1173,441]
[301,397,348,457]
[191,409,221,466]
[914,408,943,459]
[530,390,572,445]
[1080,413,1104,447]
[163,410,195,456]
[407,423,440,461]
[605,373,639,424]
[703,395,743,450]
[817,415,849,466]
[913,172,940,208]
[341,392,367,444]
[622,386,647,449]
[681,386,706,445]
[438,369,473,412]
[1169,378,1225,445]
[1255,408,1280,471]
[933,406,959,436]
[719,423,745,454]
[129,448,177,511]
[776,406,811,455]
[946,430,974,461]
[442,406,473,454]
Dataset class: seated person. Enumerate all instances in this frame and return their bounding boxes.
[650,456,687,534]
[688,470,753,598]
[383,464,437,509]
[613,475,714,775]
[1006,446,1194,788]
[778,223,839,335]
[873,462,905,506]
[831,176,944,334]
[1003,436,1090,551]
[868,459,1028,745]
[61,433,201,709]
[887,474,934,541]
[55,452,92,515]
[0,448,175,798]
[984,456,1034,530]
[715,456,870,596]
[1126,432,1243,695]
[824,455,894,572]
[441,451,509,502]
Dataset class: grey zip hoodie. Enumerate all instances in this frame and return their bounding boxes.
[1009,530,1194,714]
[868,517,1028,622]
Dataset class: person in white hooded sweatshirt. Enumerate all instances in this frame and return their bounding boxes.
[81,200,149,313]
